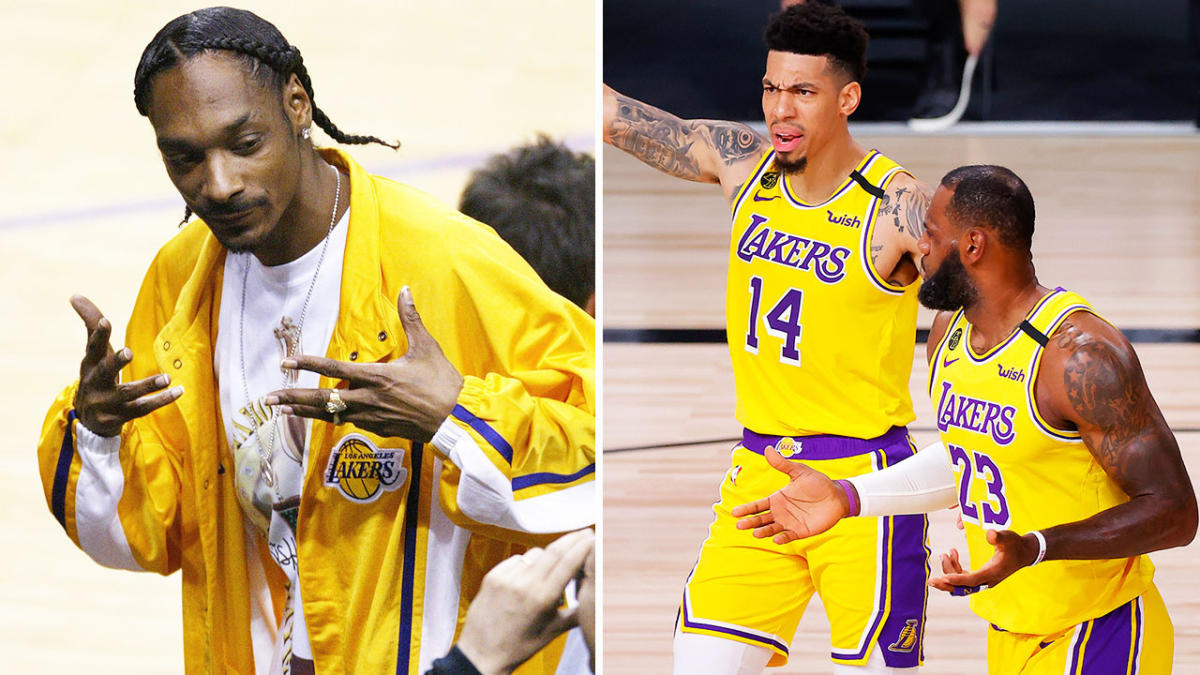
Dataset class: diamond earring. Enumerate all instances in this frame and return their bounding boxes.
[301,128,312,140]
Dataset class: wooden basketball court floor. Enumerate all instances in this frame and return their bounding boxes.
[0,2,593,672]
[603,134,1200,673]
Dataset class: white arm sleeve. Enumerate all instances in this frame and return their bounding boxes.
[847,441,958,518]
[73,421,143,571]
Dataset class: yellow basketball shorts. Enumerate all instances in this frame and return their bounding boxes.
[677,427,930,668]
[986,585,1171,674]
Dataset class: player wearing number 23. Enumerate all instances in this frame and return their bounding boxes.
[735,165,1196,674]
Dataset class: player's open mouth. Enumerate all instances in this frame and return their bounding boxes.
[772,132,803,153]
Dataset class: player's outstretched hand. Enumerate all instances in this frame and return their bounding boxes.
[70,295,183,437]
[266,286,464,443]
[929,529,1039,596]
[731,446,851,544]
[456,529,595,675]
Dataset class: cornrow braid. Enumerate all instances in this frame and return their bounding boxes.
[134,7,400,222]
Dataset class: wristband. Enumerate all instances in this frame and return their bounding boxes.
[833,479,860,517]
[1029,530,1047,567]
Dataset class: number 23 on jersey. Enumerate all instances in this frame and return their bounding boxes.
[949,444,1012,528]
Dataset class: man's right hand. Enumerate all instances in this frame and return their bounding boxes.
[731,446,851,544]
[71,295,183,437]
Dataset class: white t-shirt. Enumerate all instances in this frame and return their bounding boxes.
[214,206,348,674]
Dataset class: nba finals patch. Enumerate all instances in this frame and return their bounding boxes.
[323,433,408,503]
[774,437,801,458]
[760,171,779,189]
[948,328,963,351]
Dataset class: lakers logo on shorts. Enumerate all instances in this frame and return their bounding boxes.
[888,619,920,653]
[323,433,408,503]
[773,437,802,458]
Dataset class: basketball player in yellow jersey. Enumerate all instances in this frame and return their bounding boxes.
[605,5,934,673]
[734,165,1197,673]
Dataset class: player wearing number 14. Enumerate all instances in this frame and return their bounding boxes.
[605,5,933,672]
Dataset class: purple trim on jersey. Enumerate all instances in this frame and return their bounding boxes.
[859,166,908,296]
[927,310,966,398]
[1131,597,1143,673]
[741,425,909,461]
[781,151,880,209]
[1074,596,1143,674]
[512,463,595,491]
[1025,303,1091,442]
[679,601,791,655]
[451,404,513,464]
[833,438,928,667]
[965,289,1063,364]
[730,151,776,216]
[51,410,78,530]
[395,441,423,675]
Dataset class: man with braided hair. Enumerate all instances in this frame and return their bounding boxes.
[36,7,595,675]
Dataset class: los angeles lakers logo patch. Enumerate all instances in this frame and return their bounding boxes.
[888,619,920,653]
[323,433,408,503]
[948,328,963,351]
[774,437,801,458]
[760,171,779,189]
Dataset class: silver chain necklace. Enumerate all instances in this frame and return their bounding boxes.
[239,165,342,492]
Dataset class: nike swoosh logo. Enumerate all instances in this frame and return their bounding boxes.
[943,357,960,368]
[752,192,780,202]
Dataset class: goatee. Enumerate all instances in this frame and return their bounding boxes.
[776,156,807,174]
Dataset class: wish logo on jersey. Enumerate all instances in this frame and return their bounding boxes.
[735,214,851,283]
[934,381,1017,445]
[323,433,408,503]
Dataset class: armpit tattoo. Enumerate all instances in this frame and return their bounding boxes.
[897,186,929,240]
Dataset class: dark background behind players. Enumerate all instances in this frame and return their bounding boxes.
[604,0,1199,124]
[460,136,596,316]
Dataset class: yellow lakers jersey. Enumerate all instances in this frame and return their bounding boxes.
[927,288,1154,634]
[726,150,918,438]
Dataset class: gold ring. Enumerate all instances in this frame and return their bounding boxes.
[325,388,348,414]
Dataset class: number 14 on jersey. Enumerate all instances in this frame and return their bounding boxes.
[745,275,805,366]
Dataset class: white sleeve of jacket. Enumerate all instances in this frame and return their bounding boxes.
[431,419,594,534]
[72,420,144,571]
[848,441,958,517]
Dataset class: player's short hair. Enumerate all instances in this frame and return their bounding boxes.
[940,165,1036,252]
[459,136,595,310]
[763,3,869,83]
[133,6,394,149]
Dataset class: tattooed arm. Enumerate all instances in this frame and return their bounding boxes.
[867,172,932,287]
[927,311,1196,595]
[1030,313,1197,558]
[603,84,769,202]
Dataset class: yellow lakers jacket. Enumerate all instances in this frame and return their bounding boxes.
[37,149,596,674]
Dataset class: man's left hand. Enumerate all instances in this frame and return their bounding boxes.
[266,286,464,443]
[929,529,1039,596]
